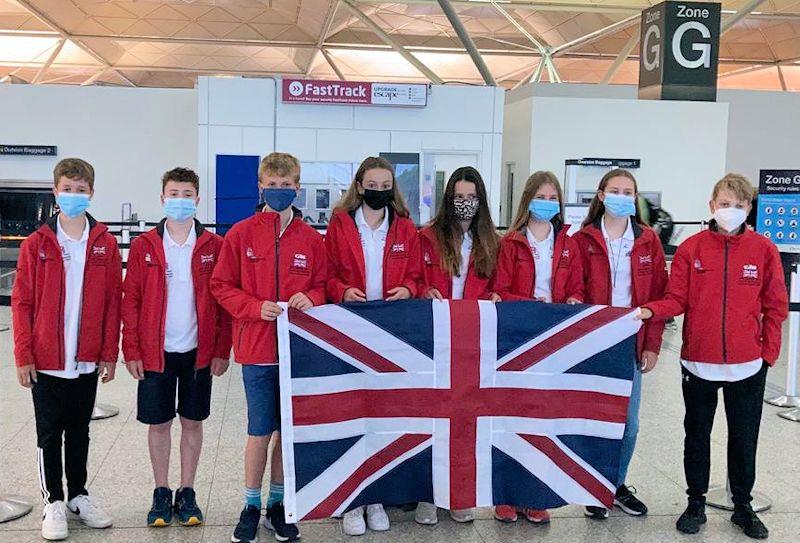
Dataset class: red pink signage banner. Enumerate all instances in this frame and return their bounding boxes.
[282,78,428,107]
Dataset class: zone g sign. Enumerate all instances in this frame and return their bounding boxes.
[638,1,721,101]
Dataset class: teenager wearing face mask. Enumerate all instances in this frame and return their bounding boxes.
[414,166,500,525]
[638,174,787,540]
[12,158,121,540]
[573,169,668,521]
[490,171,583,525]
[325,156,422,536]
[122,167,232,529]
[211,153,326,543]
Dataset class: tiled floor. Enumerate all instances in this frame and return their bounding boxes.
[1,307,799,542]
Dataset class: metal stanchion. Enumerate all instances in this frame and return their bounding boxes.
[707,479,772,512]
[765,264,800,408]
[778,265,800,422]
[0,496,33,523]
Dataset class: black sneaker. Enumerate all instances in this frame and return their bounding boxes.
[584,506,609,520]
[614,485,648,516]
[231,505,261,543]
[264,502,300,542]
[174,487,203,526]
[676,499,707,534]
[147,487,173,527]
[731,505,769,540]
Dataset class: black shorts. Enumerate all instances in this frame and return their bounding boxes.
[136,350,212,425]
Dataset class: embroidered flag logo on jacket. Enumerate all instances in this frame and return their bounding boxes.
[277,300,641,522]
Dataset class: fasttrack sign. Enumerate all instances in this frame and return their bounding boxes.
[638,1,721,101]
[282,79,428,107]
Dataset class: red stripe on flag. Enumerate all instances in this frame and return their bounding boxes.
[520,434,616,508]
[289,308,405,373]
[292,388,629,426]
[448,300,481,510]
[304,433,431,520]
[498,307,633,372]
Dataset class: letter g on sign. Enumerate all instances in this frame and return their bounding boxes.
[642,24,661,71]
[672,21,711,69]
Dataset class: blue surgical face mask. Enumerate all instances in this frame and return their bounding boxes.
[56,193,91,218]
[260,188,296,212]
[528,199,560,221]
[603,193,636,217]
[163,198,197,222]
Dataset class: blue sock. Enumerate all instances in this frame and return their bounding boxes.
[245,487,262,509]
[267,483,284,507]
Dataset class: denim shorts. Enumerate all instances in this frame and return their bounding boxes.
[241,364,280,437]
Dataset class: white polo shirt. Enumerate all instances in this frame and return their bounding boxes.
[355,207,389,302]
[527,224,554,302]
[163,226,198,353]
[40,217,96,379]
[602,217,634,308]
[451,232,473,300]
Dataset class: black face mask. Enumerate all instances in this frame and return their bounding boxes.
[362,189,393,210]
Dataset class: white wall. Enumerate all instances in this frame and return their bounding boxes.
[0,85,197,222]
[506,83,800,207]
[198,76,505,224]
[501,97,533,226]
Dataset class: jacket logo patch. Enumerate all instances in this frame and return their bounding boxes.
[561,249,570,258]
[246,247,261,261]
[694,259,702,270]
[639,255,652,265]
[201,254,215,264]
[391,243,405,253]
[39,249,47,260]
[290,252,310,275]
[145,253,152,263]
[92,246,107,256]
[742,264,758,279]
[424,251,431,265]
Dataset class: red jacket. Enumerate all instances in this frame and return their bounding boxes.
[418,226,494,300]
[494,223,584,303]
[644,224,788,365]
[210,210,326,365]
[121,220,233,372]
[573,220,668,357]
[12,214,122,370]
[325,208,422,302]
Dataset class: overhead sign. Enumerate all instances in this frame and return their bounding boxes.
[565,158,641,168]
[638,1,721,101]
[0,145,57,156]
[282,79,428,107]
[756,169,800,253]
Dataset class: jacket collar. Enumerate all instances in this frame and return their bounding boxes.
[707,219,747,243]
[156,218,206,240]
[590,216,643,240]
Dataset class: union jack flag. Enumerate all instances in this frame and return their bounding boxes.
[277,300,641,522]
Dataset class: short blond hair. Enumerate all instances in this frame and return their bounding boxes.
[258,152,300,183]
[712,173,755,202]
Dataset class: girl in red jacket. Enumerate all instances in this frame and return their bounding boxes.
[415,166,499,526]
[639,174,788,540]
[491,171,583,526]
[325,156,422,535]
[573,169,668,521]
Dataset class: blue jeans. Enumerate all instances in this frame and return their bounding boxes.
[617,362,641,487]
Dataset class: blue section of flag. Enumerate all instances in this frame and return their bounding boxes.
[342,300,435,359]
[566,340,636,380]
[492,447,566,510]
[558,435,621,486]
[290,332,363,379]
[294,436,363,491]
[494,302,587,360]
[345,446,434,512]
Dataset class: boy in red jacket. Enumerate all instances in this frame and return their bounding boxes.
[640,174,788,540]
[12,158,121,541]
[122,167,232,528]
[211,153,326,543]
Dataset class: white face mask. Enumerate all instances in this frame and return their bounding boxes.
[713,207,747,232]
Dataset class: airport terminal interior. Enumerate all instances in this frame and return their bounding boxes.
[2,0,800,542]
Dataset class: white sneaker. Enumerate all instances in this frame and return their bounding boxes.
[415,502,438,525]
[449,508,475,523]
[42,501,68,541]
[342,506,366,536]
[67,495,113,529]
[365,504,389,532]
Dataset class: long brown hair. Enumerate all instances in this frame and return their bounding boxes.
[509,171,564,232]
[429,166,499,279]
[334,157,410,217]
[581,168,644,228]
